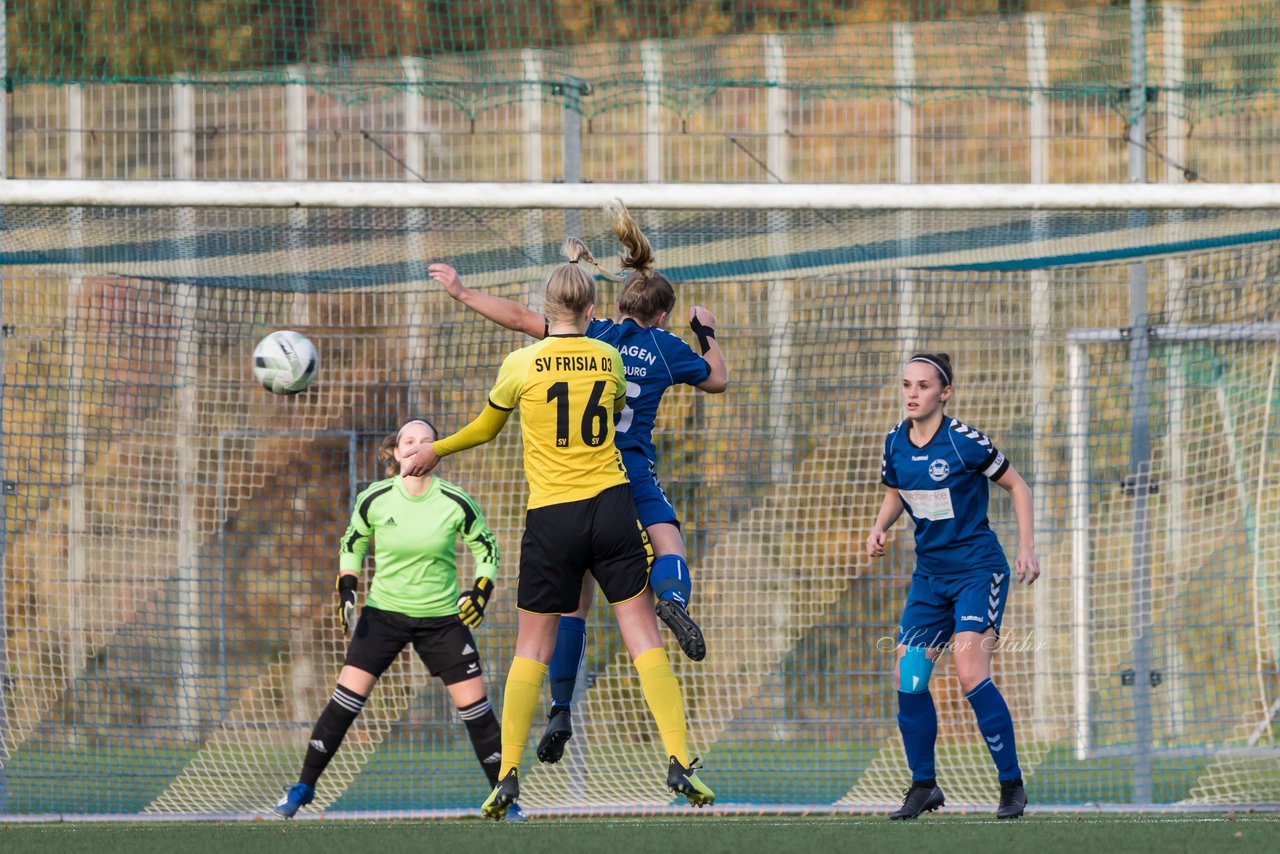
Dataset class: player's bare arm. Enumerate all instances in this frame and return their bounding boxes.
[866,488,904,557]
[430,262,547,338]
[691,305,728,393]
[995,465,1040,585]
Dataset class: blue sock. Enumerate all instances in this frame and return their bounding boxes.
[650,554,692,606]
[966,678,1022,781]
[548,616,587,709]
[896,690,937,782]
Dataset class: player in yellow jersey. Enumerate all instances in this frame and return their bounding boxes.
[401,237,715,820]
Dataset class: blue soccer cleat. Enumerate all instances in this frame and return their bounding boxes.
[505,802,528,822]
[273,782,315,818]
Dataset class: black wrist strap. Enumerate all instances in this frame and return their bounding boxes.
[690,318,716,355]
[337,573,358,598]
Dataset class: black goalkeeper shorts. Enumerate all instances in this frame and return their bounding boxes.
[344,606,483,685]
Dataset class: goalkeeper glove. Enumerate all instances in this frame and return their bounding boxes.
[336,573,358,637]
[457,577,494,627]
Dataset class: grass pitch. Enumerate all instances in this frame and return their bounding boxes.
[3,814,1278,854]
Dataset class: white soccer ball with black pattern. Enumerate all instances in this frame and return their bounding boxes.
[252,330,318,395]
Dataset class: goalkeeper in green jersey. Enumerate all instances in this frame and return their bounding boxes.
[273,418,520,819]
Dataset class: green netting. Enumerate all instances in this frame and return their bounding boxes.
[6,2,1280,121]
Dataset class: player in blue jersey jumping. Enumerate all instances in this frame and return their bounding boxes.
[866,353,1040,820]
[429,199,727,764]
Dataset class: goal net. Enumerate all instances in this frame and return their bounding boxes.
[1,182,1278,816]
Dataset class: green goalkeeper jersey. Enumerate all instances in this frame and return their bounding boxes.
[339,475,499,618]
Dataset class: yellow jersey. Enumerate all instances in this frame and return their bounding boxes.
[488,334,630,509]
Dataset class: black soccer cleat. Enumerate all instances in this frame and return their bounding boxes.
[889,780,945,819]
[655,599,707,661]
[480,767,520,821]
[996,778,1027,819]
[536,706,573,764]
[666,755,715,807]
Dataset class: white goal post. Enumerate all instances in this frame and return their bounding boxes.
[1067,324,1280,762]
[3,180,1280,209]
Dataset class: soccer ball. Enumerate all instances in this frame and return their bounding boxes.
[252,330,318,395]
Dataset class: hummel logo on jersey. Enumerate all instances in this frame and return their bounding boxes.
[988,575,1004,622]
[462,643,475,655]
[959,615,984,622]
[309,739,328,754]
[384,516,397,527]
[954,420,993,449]
[911,454,929,461]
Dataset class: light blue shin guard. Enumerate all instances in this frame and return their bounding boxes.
[899,646,935,693]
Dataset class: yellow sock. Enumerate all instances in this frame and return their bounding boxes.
[634,646,689,766]
[499,656,548,778]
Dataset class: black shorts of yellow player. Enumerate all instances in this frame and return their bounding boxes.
[517,483,655,615]
[344,606,483,685]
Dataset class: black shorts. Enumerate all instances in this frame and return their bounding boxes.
[344,606,483,685]
[518,482,654,614]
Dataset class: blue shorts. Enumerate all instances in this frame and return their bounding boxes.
[620,448,680,530]
[897,567,1011,649]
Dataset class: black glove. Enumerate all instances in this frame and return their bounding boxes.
[690,314,716,355]
[456,576,494,627]
[336,573,358,637]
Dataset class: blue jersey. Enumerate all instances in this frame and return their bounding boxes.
[881,416,1011,575]
[586,318,711,463]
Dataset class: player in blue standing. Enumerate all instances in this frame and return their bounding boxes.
[429,199,728,763]
[865,353,1040,820]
